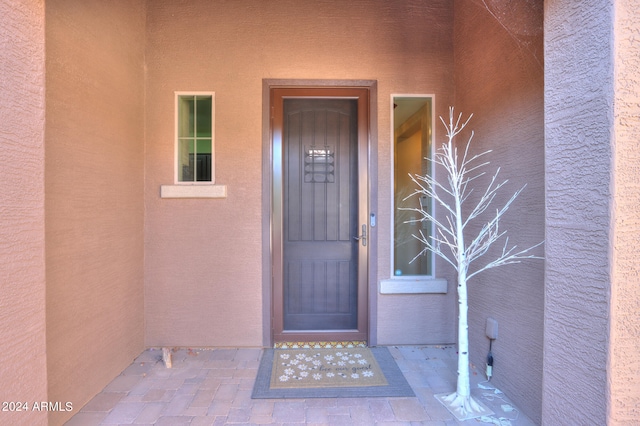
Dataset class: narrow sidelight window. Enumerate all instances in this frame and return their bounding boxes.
[393,96,434,276]
[176,93,214,182]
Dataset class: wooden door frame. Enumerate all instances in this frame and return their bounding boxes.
[261,79,378,346]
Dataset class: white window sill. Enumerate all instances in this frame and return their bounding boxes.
[379,278,447,294]
[160,184,227,199]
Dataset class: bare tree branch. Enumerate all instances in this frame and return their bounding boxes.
[400,107,544,417]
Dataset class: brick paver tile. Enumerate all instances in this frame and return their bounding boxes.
[233,348,262,361]
[80,392,126,412]
[141,388,169,402]
[190,389,216,407]
[132,402,165,424]
[207,400,231,416]
[63,411,108,425]
[389,398,430,422]
[210,349,237,360]
[326,413,356,425]
[231,388,252,408]
[272,400,305,423]
[183,406,209,416]
[163,393,194,416]
[213,383,238,402]
[103,375,144,393]
[154,415,194,425]
[368,398,395,422]
[349,404,375,423]
[305,406,330,423]
[101,401,146,424]
[413,388,456,421]
[189,416,217,426]
[226,407,251,422]
[250,399,274,415]
[304,398,337,408]
[207,368,235,378]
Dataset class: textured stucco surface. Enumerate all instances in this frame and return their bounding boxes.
[144,0,456,347]
[610,0,640,421]
[0,0,48,424]
[543,1,613,424]
[45,1,146,424]
[453,1,544,423]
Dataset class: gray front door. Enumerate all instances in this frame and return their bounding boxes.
[282,98,358,331]
[271,87,369,343]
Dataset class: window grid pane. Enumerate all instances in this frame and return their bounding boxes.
[177,94,213,182]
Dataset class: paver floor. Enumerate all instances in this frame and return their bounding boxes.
[65,346,536,425]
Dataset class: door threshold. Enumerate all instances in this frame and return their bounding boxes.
[274,341,368,349]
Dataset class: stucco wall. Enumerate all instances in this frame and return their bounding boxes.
[543,1,613,424]
[45,0,146,423]
[144,0,456,347]
[0,0,48,424]
[610,0,640,422]
[453,1,544,423]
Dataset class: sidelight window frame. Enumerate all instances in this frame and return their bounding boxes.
[390,94,437,279]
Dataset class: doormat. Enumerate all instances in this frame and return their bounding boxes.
[252,347,415,399]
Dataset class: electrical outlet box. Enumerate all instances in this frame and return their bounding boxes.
[486,317,498,340]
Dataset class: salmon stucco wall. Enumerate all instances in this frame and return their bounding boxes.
[45,1,146,424]
[0,1,48,425]
[543,0,613,424]
[610,0,640,421]
[144,0,456,347]
[453,1,544,423]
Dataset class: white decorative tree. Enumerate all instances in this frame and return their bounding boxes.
[402,107,543,418]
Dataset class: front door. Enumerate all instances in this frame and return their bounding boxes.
[271,87,369,343]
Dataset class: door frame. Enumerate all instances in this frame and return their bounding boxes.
[261,79,378,346]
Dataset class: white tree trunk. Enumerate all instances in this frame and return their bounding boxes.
[442,176,482,416]
[456,268,470,399]
[441,266,483,417]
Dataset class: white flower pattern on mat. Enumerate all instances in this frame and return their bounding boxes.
[275,349,378,386]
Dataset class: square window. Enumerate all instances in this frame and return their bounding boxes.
[176,93,214,183]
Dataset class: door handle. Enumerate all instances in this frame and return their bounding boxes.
[353,224,367,246]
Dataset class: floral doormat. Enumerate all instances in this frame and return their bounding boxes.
[270,348,388,388]
[252,347,414,398]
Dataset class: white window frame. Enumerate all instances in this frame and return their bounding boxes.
[381,94,446,294]
[174,91,216,184]
[160,91,226,198]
